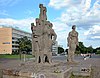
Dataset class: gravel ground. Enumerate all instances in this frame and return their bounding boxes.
[75,55,100,78]
[0,55,100,78]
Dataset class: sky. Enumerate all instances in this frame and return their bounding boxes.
[0,0,100,49]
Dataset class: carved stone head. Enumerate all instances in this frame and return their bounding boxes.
[72,25,76,30]
[39,4,43,8]
[36,18,39,23]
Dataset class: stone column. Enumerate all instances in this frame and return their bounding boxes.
[31,23,35,56]
[39,4,47,21]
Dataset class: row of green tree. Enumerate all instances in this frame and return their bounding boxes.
[12,36,32,55]
[58,42,100,54]
[13,36,100,55]
[75,42,100,54]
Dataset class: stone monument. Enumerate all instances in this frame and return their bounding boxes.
[1,4,92,78]
[31,4,57,64]
[67,25,79,63]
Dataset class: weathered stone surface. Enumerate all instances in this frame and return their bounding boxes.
[18,71,32,77]
[31,4,57,64]
[67,25,79,62]
[2,61,72,78]
[35,65,72,78]
[3,69,14,75]
[72,65,91,76]
[3,69,19,76]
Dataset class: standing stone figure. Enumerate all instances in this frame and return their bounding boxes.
[31,23,36,56]
[43,21,57,63]
[31,4,57,64]
[48,23,57,63]
[67,25,79,62]
[31,18,45,63]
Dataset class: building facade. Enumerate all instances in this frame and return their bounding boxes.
[52,41,58,55]
[0,26,32,54]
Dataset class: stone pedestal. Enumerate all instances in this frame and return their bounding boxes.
[3,61,72,78]
[41,67,72,78]
[72,65,91,76]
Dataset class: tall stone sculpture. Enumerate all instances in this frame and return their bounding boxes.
[31,4,57,64]
[39,4,47,21]
[67,25,79,63]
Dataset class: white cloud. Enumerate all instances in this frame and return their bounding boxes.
[48,0,69,9]
[84,25,100,40]
[48,0,81,9]
[82,0,91,13]
[51,0,100,29]
[49,0,92,11]
[52,21,68,31]
[48,0,100,48]
[51,21,71,48]
[84,25,100,35]
[0,17,35,32]
[91,36,100,39]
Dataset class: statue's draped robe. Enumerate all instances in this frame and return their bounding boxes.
[67,30,78,62]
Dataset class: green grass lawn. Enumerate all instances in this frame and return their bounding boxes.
[70,73,90,78]
[0,54,33,59]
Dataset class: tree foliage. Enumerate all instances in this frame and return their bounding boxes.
[17,36,32,54]
[58,47,64,54]
[95,47,100,54]
[76,42,86,54]
[66,42,100,54]
[75,42,94,54]
[87,46,93,53]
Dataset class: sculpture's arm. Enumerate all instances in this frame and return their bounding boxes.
[31,23,35,32]
[52,30,57,41]
[67,32,71,47]
[76,32,79,46]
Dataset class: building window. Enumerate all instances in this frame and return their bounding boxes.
[3,42,10,44]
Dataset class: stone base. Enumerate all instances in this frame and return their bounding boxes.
[2,59,92,78]
[72,65,91,76]
[3,68,72,78]
[3,60,72,78]
[42,67,72,78]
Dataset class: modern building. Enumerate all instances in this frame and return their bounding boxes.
[0,26,32,54]
[52,41,58,55]
[58,45,63,48]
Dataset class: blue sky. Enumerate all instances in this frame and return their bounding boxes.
[0,0,100,49]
